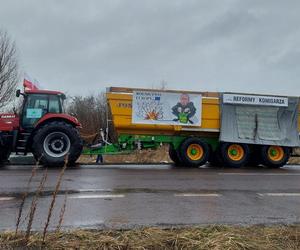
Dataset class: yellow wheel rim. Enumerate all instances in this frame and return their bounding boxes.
[227,144,245,161]
[268,146,284,162]
[187,144,204,161]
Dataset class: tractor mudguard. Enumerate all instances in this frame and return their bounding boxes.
[35,113,81,128]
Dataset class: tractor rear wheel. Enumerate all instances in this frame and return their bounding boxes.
[32,121,83,167]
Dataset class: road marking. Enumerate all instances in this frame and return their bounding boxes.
[0,197,15,201]
[258,193,300,197]
[77,189,114,193]
[174,193,220,197]
[69,194,125,199]
[219,173,300,176]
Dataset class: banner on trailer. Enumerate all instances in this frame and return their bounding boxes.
[132,91,202,126]
[223,93,288,107]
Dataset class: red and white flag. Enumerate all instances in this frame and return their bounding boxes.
[23,74,41,91]
[23,79,39,91]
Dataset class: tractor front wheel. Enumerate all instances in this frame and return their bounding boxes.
[32,121,83,167]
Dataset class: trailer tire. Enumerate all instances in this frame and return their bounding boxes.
[178,138,210,167]
[260,145,290,168]
[169,145,182,165]
[32,121,83,167]
[220,143,250,168]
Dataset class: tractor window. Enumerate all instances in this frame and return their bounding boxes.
[22,94,49,128]
[49,95,61,113]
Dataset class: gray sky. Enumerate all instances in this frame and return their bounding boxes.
[0,0,299,96]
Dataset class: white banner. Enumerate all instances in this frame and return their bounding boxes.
[223,94,288,107]
[132,91,202,126]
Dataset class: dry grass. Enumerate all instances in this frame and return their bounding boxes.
[289,148,300,164]
[1,225,299,249]
[79,145,172,164]
[288,157,300,165]
[79,146,300,165]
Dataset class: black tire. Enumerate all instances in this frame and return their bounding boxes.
[168,145,182,165]
[178,137,210,168]
[0,133,11,166]
[260,145,290,168]
[0,147,10,166]
[32,121,83,167]
[220,143,250,168]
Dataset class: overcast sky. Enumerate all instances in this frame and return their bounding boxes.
[0,0,299,96]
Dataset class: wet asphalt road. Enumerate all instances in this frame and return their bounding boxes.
[0,164,300,231]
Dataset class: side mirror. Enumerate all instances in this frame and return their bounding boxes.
[16,89,21,97]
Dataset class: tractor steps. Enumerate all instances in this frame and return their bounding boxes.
[15,132,31,155]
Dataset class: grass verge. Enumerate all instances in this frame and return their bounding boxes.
[1,225,299,249]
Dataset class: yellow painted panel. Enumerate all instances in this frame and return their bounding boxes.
[107,92,220,135]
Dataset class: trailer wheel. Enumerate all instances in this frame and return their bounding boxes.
[178,138,210,167]
[260,145,290,168]
[32,121,83,167]
[220,143,250,168]
[169,145,182,165]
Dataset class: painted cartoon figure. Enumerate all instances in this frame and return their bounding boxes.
[172,93,196,124]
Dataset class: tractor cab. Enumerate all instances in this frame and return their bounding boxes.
[16,89,66,129]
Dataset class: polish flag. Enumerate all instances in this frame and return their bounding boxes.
[23,79,39,91]
[23,74,41,91]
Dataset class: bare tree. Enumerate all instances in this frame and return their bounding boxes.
[67,93,116,143]
[159,80,167,90]
[0,30,18,110]
[152,80,168,90]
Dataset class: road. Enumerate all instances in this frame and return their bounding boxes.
[0,164,300,231]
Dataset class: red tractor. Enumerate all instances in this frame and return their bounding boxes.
[0,88,83,166]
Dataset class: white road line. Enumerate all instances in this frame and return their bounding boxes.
[174,193,220,197]
[0,197,15,201]
[219,173,300,176]
[258,193,300,197]
[77,189,114,193]
[69,194,125,199]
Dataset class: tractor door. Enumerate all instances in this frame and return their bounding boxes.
[21,94,62,129]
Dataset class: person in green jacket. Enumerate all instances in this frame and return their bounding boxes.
[172,93,196,124]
